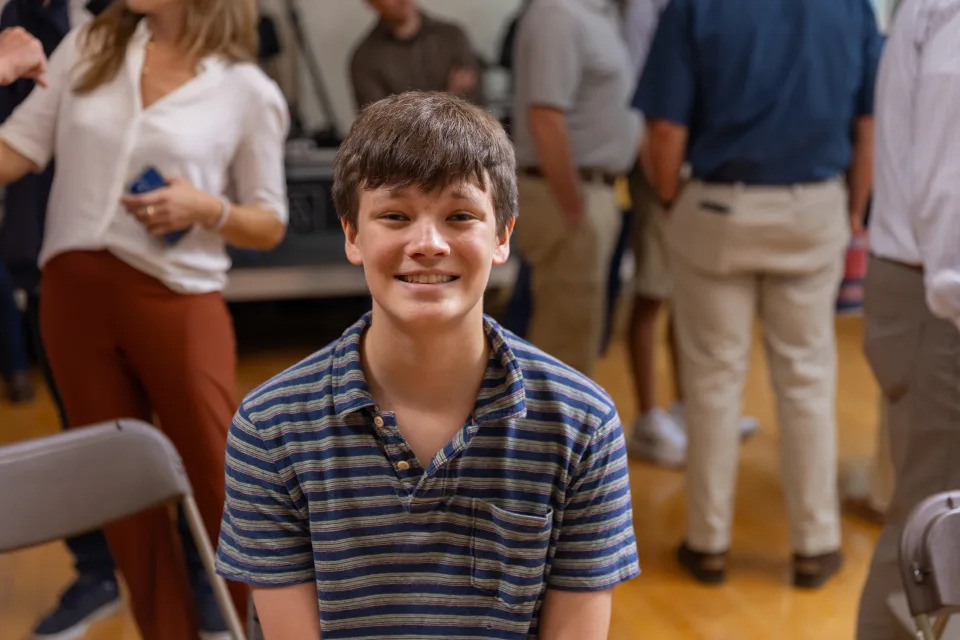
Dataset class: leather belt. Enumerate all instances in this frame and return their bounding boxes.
[521,166,617,186]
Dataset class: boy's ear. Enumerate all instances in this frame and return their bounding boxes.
[492,217,515,266]
[342,217,363,266]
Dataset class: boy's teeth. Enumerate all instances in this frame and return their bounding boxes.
[401,274,454,284]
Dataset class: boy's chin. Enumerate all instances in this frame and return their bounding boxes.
[375,298,483,328]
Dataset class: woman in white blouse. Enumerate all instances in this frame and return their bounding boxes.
[0,0,288,637]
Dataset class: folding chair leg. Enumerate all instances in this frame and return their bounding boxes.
[181,496,246,640]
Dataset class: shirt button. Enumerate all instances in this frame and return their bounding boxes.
[397,460,410,471]
[373,416,384,428]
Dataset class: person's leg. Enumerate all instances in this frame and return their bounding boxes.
[115,274,247,632]
[0,258,33,402]
[672,256,757,561]
[40,251,198,640]
[25,292,118,580]
[857,257,960,639]
[513,177,619,376]
[759,258,845,585]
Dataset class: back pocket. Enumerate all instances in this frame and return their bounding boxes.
[470,500,553,612]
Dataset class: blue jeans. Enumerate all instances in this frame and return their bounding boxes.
[0,260,29,377]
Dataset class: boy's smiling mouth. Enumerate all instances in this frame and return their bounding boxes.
[396,274,459,285]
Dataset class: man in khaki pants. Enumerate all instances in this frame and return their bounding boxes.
[510,0,639,376]
[634,0,882,587]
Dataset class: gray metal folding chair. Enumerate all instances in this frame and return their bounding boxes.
[890,491,960,640]
[0,418,245,640]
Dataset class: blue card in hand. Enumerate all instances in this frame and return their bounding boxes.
[128,167,189,245]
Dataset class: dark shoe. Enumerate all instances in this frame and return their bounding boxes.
[677,542,727,584]
[33,574,121,639]
[4,371,35,403]
[793,550,844,589]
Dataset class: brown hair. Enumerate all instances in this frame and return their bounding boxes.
[74,0,258,95]
[332,91,518,235]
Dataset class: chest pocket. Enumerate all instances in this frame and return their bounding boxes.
[470,499,554,615]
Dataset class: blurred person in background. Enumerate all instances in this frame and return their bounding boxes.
[510,0,639,377]
[0,0,289,637]
[857,1,960,636]
[621,0,758,468]
[0,256,33,402]
[0,3,126,639]
[635,0,882,587]
[350,0,483,109]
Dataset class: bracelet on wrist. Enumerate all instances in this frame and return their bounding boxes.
[206,196,231,231]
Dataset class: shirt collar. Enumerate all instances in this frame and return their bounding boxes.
[330,312,527,424]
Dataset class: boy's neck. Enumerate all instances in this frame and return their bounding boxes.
[362,307,489,412]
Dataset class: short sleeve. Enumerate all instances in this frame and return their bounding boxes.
[0,27,82,170]
[216,405,315,587]
[631,0,695,125]
[855,0,885,116]
[516,8,581,111]
[230,73,290,224]
[548,410,640,591]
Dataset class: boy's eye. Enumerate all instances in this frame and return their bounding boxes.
[381,212,408,221]
[448,211,476,222]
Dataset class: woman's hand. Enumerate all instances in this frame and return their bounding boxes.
[0,27,47,87]
[121,176,222,237]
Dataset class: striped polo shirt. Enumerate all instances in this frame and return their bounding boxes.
[216,313,640,639]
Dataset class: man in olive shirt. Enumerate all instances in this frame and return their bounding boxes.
[350,0,483,109]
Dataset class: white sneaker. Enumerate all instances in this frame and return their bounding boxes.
[669,402,759,441]
[627,409,687,468]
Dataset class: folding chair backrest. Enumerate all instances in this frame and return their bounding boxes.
[900,491,960,617]
[0,419,192,553]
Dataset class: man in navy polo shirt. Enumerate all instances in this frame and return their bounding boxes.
[216,92,640,639]
[634,0,882,587]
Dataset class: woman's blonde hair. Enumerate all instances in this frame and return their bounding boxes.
[75,0,258,94]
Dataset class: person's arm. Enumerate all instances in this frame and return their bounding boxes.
[848,0,883,231]
[538,589,614,640]
[0,26,47,87]
[0,27,78,184]
[517,8,584,225]
[253,584,322,639]
[216,404,319,636]
[631,0,695,207]
[644,119,689,205]
[121,80,290,250]
[542,410,640,635]
[847,116,874,231]
[528,106,583,225]
[910,63,960,329]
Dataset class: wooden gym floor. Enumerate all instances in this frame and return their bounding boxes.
[0,300,880,639]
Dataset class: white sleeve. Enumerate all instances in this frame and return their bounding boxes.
[231,73,290,223]
[911,55,960,329]
[0,28,83,170]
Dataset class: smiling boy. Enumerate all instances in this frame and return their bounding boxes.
[216,92,639,639]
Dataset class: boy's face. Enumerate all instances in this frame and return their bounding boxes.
[343,180,513,329]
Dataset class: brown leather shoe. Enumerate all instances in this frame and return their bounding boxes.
[793,550,843,588]
[677,542,727,584]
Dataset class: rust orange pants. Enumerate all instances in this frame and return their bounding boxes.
[41,250,247,639]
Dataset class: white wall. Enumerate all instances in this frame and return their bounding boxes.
[261,0,523,137]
